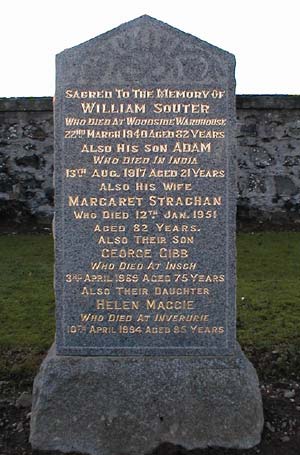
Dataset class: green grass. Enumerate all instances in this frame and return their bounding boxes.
[0,232,299,378]
[237,232,300,347]
[0,234,55,349]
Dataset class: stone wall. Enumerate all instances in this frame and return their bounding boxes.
[236,96,300,227]
[0,96,299,228]
[0,98,54,226]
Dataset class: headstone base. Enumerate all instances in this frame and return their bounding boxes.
[30,343,263,455]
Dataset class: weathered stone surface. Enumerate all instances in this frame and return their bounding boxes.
[54,15,237,356]
[16,391,32,408]
[0,98,53,225]
[30,343,264,454]
[236,100,300,225]
[31,15,264,453]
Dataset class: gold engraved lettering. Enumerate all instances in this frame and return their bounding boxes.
[146,299,194,310]
[89,326,117,334]
[175,117,226,126]
[153,103,209,114]
[65,168,87,177]
[116,287,148,296]
[154,314,208,322]
[146,261,161,270]
[135,182,156,191]
[190,326,225,334]
[173,273,225,284]
[97,183,130,192]
[190,130,224,139]
[142,274,171,283]
[81,144,112,153]
[131,89,155,98]
[137,314,151,322]
[122,156,150,165]
[63,85,229,345]
[148,169,177,177]
[102,211,129,219]
[167,156,198,165]
[179,169,225,178]
[165,262,197,270]
[145,326,172,334]
[162,182,192,191]
[154,287,209,296]
[93,156,119,164]
[90,262,115,271]
[108,314,132,322]
[119,262,144,270]
[134,235,166,245]
[156,223,199,233]
[144,144,167,152]
[86,129,122,139]
[172,142,211,152]
[101,249,152,259]
[97,236,128,245]
[96,300,139,310]
[81,287,110,296]
[115,273,138,283]
[118,325,143,334]
[172,236,194,244]
[93,224,125,233]
[155,89,225,99]
[116,143,139,152]
[91,169,120,178]
[148,196,222,207]
[81,102,146,114]
[159,248,188,259]
[65,90,113,99]
[73,211,97,219]
[68,196,143,207]
[80,314,104,322]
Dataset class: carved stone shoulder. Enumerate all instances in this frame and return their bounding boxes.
[57,16,234,86]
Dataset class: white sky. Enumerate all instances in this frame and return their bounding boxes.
[1,0,299,96]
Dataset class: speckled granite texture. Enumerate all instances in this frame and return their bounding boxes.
[30,343,263,454]
[31,15,263,453]
[54,14,236,356]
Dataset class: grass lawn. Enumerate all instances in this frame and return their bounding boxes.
[0,232,299,379]
[237,232,300,347]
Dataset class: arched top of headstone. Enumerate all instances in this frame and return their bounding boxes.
[56,15,235,86]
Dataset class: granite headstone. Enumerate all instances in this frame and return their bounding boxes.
[30,16,264,455]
